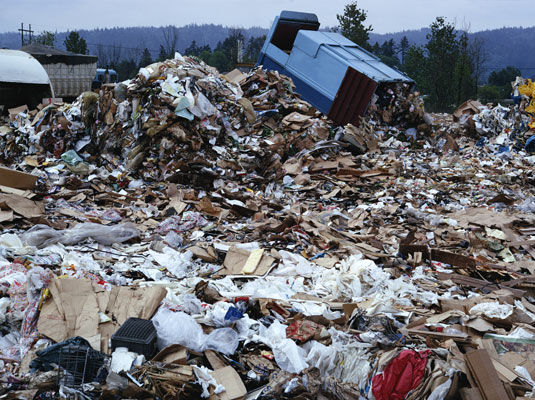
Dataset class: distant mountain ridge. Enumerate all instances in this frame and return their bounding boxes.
[1,24,533,81]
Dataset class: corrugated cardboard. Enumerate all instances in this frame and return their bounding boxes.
[38,279,166,352]
[219,247,275,276]
[460,387,484,400]
[152,344,188,365]
[0,166,37,190]
[0,193,43,218]
[210,366,246,400]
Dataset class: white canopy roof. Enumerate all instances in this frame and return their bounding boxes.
[0,49,51,85]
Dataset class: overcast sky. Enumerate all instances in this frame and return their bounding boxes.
[1,0,532,34]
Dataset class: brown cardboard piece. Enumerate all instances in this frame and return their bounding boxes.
[210,366,246,400]
[453,100,483,120]
[38,279,166,352]
[205,350,227,370]
[38,278,99,343]
[219,247,275,276]
[152,344,188,365]
[0,210,13,222]
[0,193,43,218]
[8,105,28,122]
[187,243,218,263]
[224,69,248,85]
[0,166,37,190]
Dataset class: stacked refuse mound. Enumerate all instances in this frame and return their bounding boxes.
[0,56,335,187]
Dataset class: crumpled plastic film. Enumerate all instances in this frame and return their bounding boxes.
[152,307,239,355]
[21,222,140,248]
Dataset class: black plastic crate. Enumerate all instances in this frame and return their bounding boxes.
[57,345,107,389]
[111,318,157,359]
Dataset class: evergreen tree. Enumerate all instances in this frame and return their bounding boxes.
[336,2,373,49]
[453,32,475,105]
[403,17,478,112]
[245,36,266,62]
[185,40,199,57]
[157,45,167,61]
[400,36,409,65]
[139,48,153,68]
[198,44,211,54]
[380,39,397,57]
[488,66,521,86]
[371,42,380,54]
[403,45,427,87]
[64,31,88,54]
[116,58,138,81]
[220,29,245,69]
[425,17,463,111]
[34,31,56,47]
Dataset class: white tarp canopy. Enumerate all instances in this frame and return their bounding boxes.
[0,49,51,85]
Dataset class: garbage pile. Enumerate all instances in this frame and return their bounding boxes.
[1,57,535,399]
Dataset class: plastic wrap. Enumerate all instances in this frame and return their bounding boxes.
[273,339,308,374]
[21,222,139,248]
[152,307,239,355]
[152,308,204,352]
[204,328,239,355]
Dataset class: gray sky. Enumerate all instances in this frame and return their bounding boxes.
[1,0,532,34]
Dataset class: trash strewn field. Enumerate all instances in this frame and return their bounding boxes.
[1,54,535,399]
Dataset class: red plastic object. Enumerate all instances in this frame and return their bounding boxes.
[371,349,430,400]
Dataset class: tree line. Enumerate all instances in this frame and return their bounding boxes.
[335,2,495,112]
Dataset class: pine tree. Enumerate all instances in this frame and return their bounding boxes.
[64,31,88,54]
[336,2,373,49]
[400,36,409,65]
[34,31,56,47]
[157,45,167,61]
[185,40,199,57]
[139,48,153,68]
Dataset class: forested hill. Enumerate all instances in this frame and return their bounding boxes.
[0,24,269,60]
[1,24,534,81]
[370,26,535,80]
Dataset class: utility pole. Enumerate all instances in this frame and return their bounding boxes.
[18,23,34,46]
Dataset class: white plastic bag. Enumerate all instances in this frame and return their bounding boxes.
[0,298,9,324]
[149,247,193,279]
[152,308,239,355]
[273,339,308,374]
[204,328,239,355]
[152,308,204,351]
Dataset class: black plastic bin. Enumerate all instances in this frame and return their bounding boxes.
[110,318,157,359]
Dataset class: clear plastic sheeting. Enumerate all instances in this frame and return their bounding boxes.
[21,222,140,248]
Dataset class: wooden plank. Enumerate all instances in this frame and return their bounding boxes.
[436,273,525,298]
[459,388,483,400]
[465,349,509,400]
[499,276,535,287]
[399,245,476,268]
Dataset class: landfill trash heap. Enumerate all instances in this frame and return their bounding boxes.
[1,54,535,399]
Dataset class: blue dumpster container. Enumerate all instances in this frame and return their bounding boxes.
[256,11,414,126]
